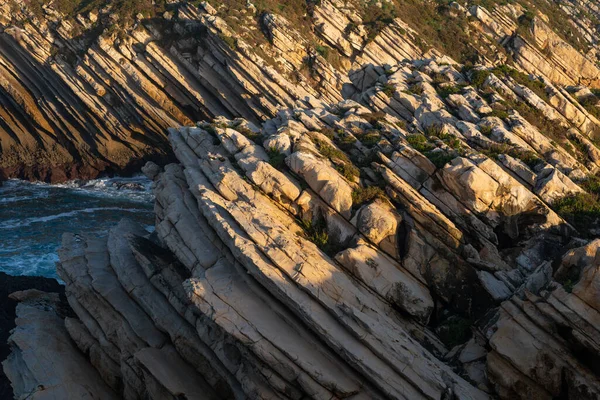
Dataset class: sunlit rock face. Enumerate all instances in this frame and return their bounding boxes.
[5,84,599,398]
[3,0,600,398]
[4,0,599,183]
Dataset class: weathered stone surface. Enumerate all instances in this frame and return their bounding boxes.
[5,1,600,396]
[2,290,119,400]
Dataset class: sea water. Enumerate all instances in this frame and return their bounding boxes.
[0,176,155,279]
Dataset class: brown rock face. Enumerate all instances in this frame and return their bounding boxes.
[3,0,600,398]
[4,86,599,398]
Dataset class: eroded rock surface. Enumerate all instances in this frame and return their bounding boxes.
[5,87,599,398]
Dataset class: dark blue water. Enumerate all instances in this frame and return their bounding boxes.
[0,176,155,279]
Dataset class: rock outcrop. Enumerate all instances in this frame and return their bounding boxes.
[3,0,600,182]
[3,0,600,398]
[4,81,599,397]
[0,272,64,400]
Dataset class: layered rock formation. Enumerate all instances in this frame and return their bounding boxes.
[0,272,64,399]
[2,0,600,181]
[5,63,600,396]
[3,0,600,398]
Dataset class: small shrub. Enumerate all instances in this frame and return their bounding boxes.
[336,163,360,181]
[488,109,509,120]
[492,65,548,101]
[514,151,543,170]
[219,34,238,50]
[406,134,434,152]
[563,279,574,293]
[334,133,357,151]
[437,84,464,98]
[315,44,330,58]
[582,174,600,195]
[426,151,455,168]
[479,125,493,136]
[552,192,600,235]
[360,130,381,147]
[382,83,396,97]
[320,127,335,140]
[352,186,386,208]
[299,217,329,250]
[363,111,387,128]
[362,1,397,42]
[439,133,462,150]
[470,69,491,88]
[299,214,341,256]
[236,126,262,143]
[267,147,286,169]
[408,84,424,95]
[314,139,346,160]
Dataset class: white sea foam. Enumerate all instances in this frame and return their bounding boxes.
[1,176,154,279]
[0,191,49,204]
[0,207,150,230]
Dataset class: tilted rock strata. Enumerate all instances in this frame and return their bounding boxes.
[2,289,119,400]
[4,0,600,181]
[485,239,600,399]
[3,95,600,398]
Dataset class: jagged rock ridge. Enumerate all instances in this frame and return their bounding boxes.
[2,0,600,181]
[4,59,600,396]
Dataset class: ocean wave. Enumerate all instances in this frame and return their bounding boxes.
[0,251,60,280]
[0,190,50,204]
[0,207,150,230]
[49,176,154,203]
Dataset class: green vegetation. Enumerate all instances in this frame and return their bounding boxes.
[436,84,464,99]
[582,174,600,195]
[387,0,480,63]
[563,279,575,293]
[479,143,543,170]
[488,109,509,120]
[362,0,398,42]
[479,125,493,136]
[406,127,464,168]
[219,34,238,50]
[311,135,360,181]
[300,217,330,250]
[267,147,286,169]
[469,69,491,88]
[334,132,358,151]
[408,84,424,95]
[382,83,396,97]
[363,112,388,129]
[578,95,600,120]
[236,126,263,143]
[492,65,548,101]
[426,151,456,168]
[299,214,340,256]
[407,134,434,152]
[360,130,382,148]
[336,162,360,181]
[552,193,600,235]
[315,44,330,58]
[352,186,386,208]
[319,127,336,140]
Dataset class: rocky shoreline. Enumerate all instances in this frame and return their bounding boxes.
[0,272,65,400]
[1,0,600,398]
[3,89,599,397]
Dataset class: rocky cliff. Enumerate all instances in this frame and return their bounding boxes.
[2,0,600,182]
[3,0,600,398]
[4,57,600,397]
